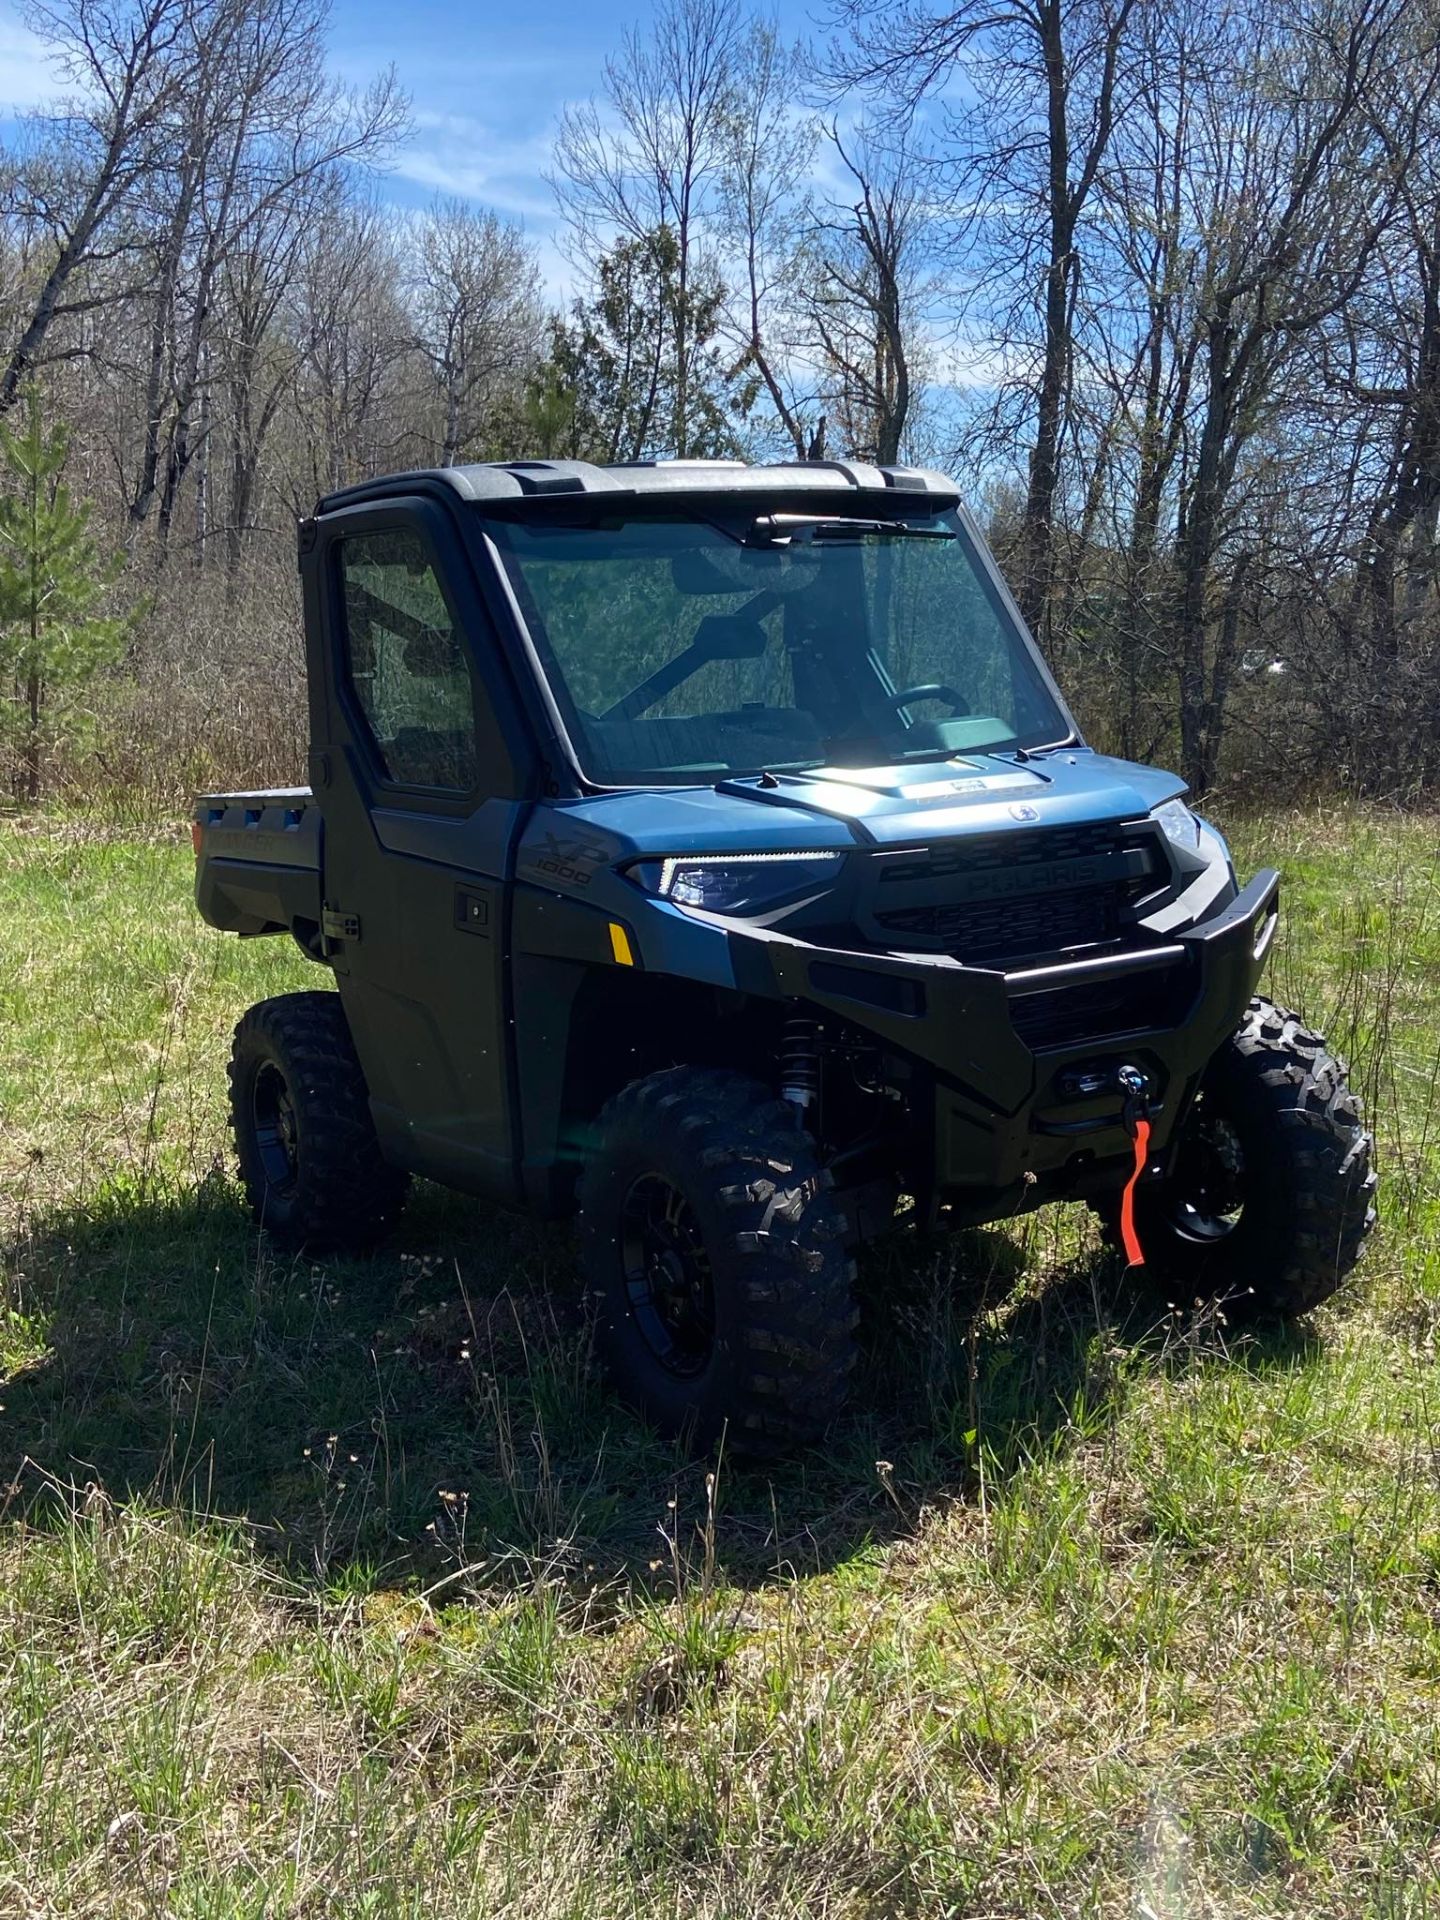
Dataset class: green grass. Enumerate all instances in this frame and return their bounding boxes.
[2,805,1440,1915]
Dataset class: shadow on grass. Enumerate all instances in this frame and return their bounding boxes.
[0,1175,1323,1598]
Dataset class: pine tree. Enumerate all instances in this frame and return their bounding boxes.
[525,227,756,464]
[0,389,131,802]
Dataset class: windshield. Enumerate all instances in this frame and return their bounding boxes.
[487,507,1069,786]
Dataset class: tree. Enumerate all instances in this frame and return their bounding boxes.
[553,0,741,457]
[1162,0,1427,794]
[0,386,133,799]
[123,0,405,550]
[287,193,418,503]
[716,20,823,459]
[800,125,931,465]
[829,0,1144,639]
[1,0,197,409]
[1333,60,1440,683]
[533,226,751,464]
[409,199,542,466]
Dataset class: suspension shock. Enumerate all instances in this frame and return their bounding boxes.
[779,1013,821,1123]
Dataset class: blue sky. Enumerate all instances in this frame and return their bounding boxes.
[0,0,830,294]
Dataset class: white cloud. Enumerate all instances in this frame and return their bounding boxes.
[381,107,590,297]
[390,147,555,221]
[389,109,560,222]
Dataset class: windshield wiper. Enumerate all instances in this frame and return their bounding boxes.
[1005,734,1079,762]
[746,513,956,546]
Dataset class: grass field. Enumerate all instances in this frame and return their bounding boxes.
[2,808,1440,1917]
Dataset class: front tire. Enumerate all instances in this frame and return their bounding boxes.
[1106,997,1376,1319]
[578,1068,858,1455]
[229,991,409,1252]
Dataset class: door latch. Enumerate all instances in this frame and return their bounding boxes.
[454,886,491,935]
[322,907,361,942]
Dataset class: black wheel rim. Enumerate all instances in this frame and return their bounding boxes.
[252,1061,300,1192]
[1164,1094,1245,1244]
[619,1173,715,1379]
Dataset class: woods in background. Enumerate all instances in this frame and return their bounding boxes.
[3,0,1440,805]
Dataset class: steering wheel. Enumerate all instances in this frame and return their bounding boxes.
[884,683,969,713]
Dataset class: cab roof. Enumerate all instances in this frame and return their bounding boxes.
[316,456,960,517]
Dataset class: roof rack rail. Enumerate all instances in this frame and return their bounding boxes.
[315,457,960,516]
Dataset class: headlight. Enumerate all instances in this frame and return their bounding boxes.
[1151,798,1202,852]
[628,851,844,915]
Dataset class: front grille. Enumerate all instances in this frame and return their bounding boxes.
[871,820,1160,968]
[879,820,1128,887]
[1010,964,1190,1049]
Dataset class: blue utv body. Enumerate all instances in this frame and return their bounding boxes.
[194,457,1368,1454]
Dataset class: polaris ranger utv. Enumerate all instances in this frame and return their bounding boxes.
[194,457,1375,1452]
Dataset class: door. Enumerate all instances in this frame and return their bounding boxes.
[310,500,526,1200]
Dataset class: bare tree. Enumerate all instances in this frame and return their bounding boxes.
[216,168,336,581]
[409,199,542,466]
[288,194,417,502]
[552,0,740,457]
[1065,0,1218,755]
[1163,0,1429,793]
[126,0,405,551]
[828,0,1144,640]
[1341,143,1440,660]
[800,125,931,464]
[2,0,198,407]
[717,21,822,459]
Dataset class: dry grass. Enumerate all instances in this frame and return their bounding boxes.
[3,560,309,822]
[1,805,1439,1916]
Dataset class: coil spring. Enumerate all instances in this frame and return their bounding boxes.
[780,1014,821,1115]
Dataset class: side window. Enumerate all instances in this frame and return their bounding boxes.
[338,526,479,791]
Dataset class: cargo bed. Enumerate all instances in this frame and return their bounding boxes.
[193,787,322,940]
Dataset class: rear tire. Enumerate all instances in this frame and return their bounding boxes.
[1102,997,1376,1319]
[578,1068,858,1455]
[229,991,409,1252]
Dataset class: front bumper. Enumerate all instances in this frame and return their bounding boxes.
[729,867,1280,1218]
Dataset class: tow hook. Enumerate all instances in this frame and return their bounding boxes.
[1115,1063,1152,1127]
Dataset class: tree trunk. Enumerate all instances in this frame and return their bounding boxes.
[1175,327,1235,795]
[130,172,198,528]
[441,362,462,465]
[1018,234,1072,642]
[875,265,908,464]
[1015,0,1073,645]
[23,667,41,804]
[228,451,257,586]
[195,356,211,569]
[1197,552,1251,795]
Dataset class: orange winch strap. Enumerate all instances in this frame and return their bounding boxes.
[1118,1116,1151,1267]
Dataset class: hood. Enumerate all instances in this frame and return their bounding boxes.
[553,748,1188,859]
